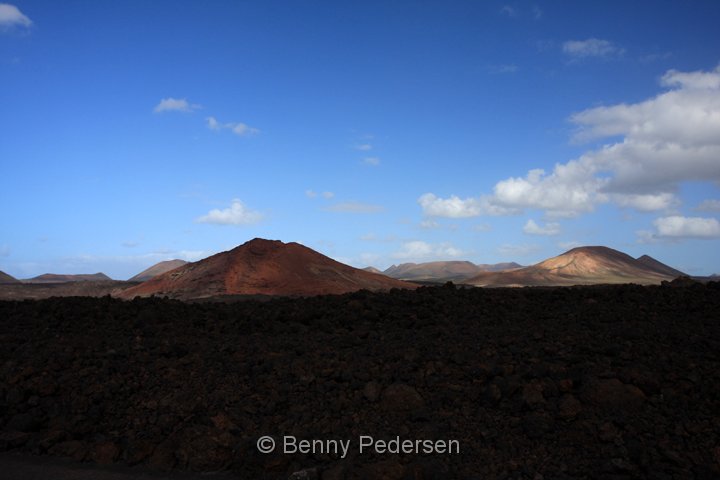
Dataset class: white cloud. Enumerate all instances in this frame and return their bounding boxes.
[305,189,317,198]
[207,116,221,130]
[0,244,10,257]
[322,191,335,199]
[324,202,384,213]
[206,116,259,137]
[652,215,720,239]
[418,193,518,218]
[563,38,623,59]
[0,3,32,29]
[697,199,720,212]
[393,241,464,260]
[122,241,140,248]
[421,64,720,219]
[196,199,263,225]
[612,193,679,212]
[532,6,543,19]
[153,97,201,113]
[363,157,380,166]
[523,219,561,236]
[355,144,372,151]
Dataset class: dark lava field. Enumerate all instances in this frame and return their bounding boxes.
[1,282,719,479]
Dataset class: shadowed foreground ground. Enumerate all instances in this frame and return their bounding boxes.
[1,283,719,479]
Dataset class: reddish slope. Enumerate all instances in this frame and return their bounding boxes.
[468,246,679,287]
[129,259,188,282]
[117,238,415,299]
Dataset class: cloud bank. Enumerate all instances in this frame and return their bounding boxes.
[420,64,720,221]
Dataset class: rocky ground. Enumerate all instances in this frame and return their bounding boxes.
[1,282,719,479]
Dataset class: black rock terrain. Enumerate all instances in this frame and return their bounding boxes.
[1,282,719,479]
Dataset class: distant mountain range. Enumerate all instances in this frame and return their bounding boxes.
[24,273,113,284]
[0,240,699,299]
[129,259,188,282]
[468,246,686,287]
[117,238,414,300]
[381,260,522,282]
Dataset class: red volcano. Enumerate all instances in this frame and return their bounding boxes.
[117,238,415,299]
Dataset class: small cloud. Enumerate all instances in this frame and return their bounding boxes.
[532,5,543,19]
[362,157,380,166]
[500,5,518,17]
[230,123,258,136]
[523,219,561,236]
[488,64,519,74]
[122,241,140,248]
[153,97,201,113]
[196,199,263,225]
[324,202,384,214]
[562,38,624,59]
[206,116,259,137]
[697,199,720,212]
[355,144,373,151]
[322,191,335,199]
[652,215,720,239]
[498,244,540,257]
[206,116,221,130]
[305,189,318,198]
[0,244,10,257]
[0,3,32,30]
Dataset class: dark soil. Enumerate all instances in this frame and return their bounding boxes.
[1,283,719,479]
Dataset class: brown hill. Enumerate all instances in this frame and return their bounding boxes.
[25,273,113,284]
[468,246,679,287]
[129,259,188,282]
[117,238,415,300]
[636,254,687,277]
[0,270,19,284]
[384,261,523,282]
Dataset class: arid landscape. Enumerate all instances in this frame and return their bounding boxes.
[1,238,719,479]
[3,2,720,479]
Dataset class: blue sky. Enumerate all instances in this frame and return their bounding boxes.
[1,1,719,279]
